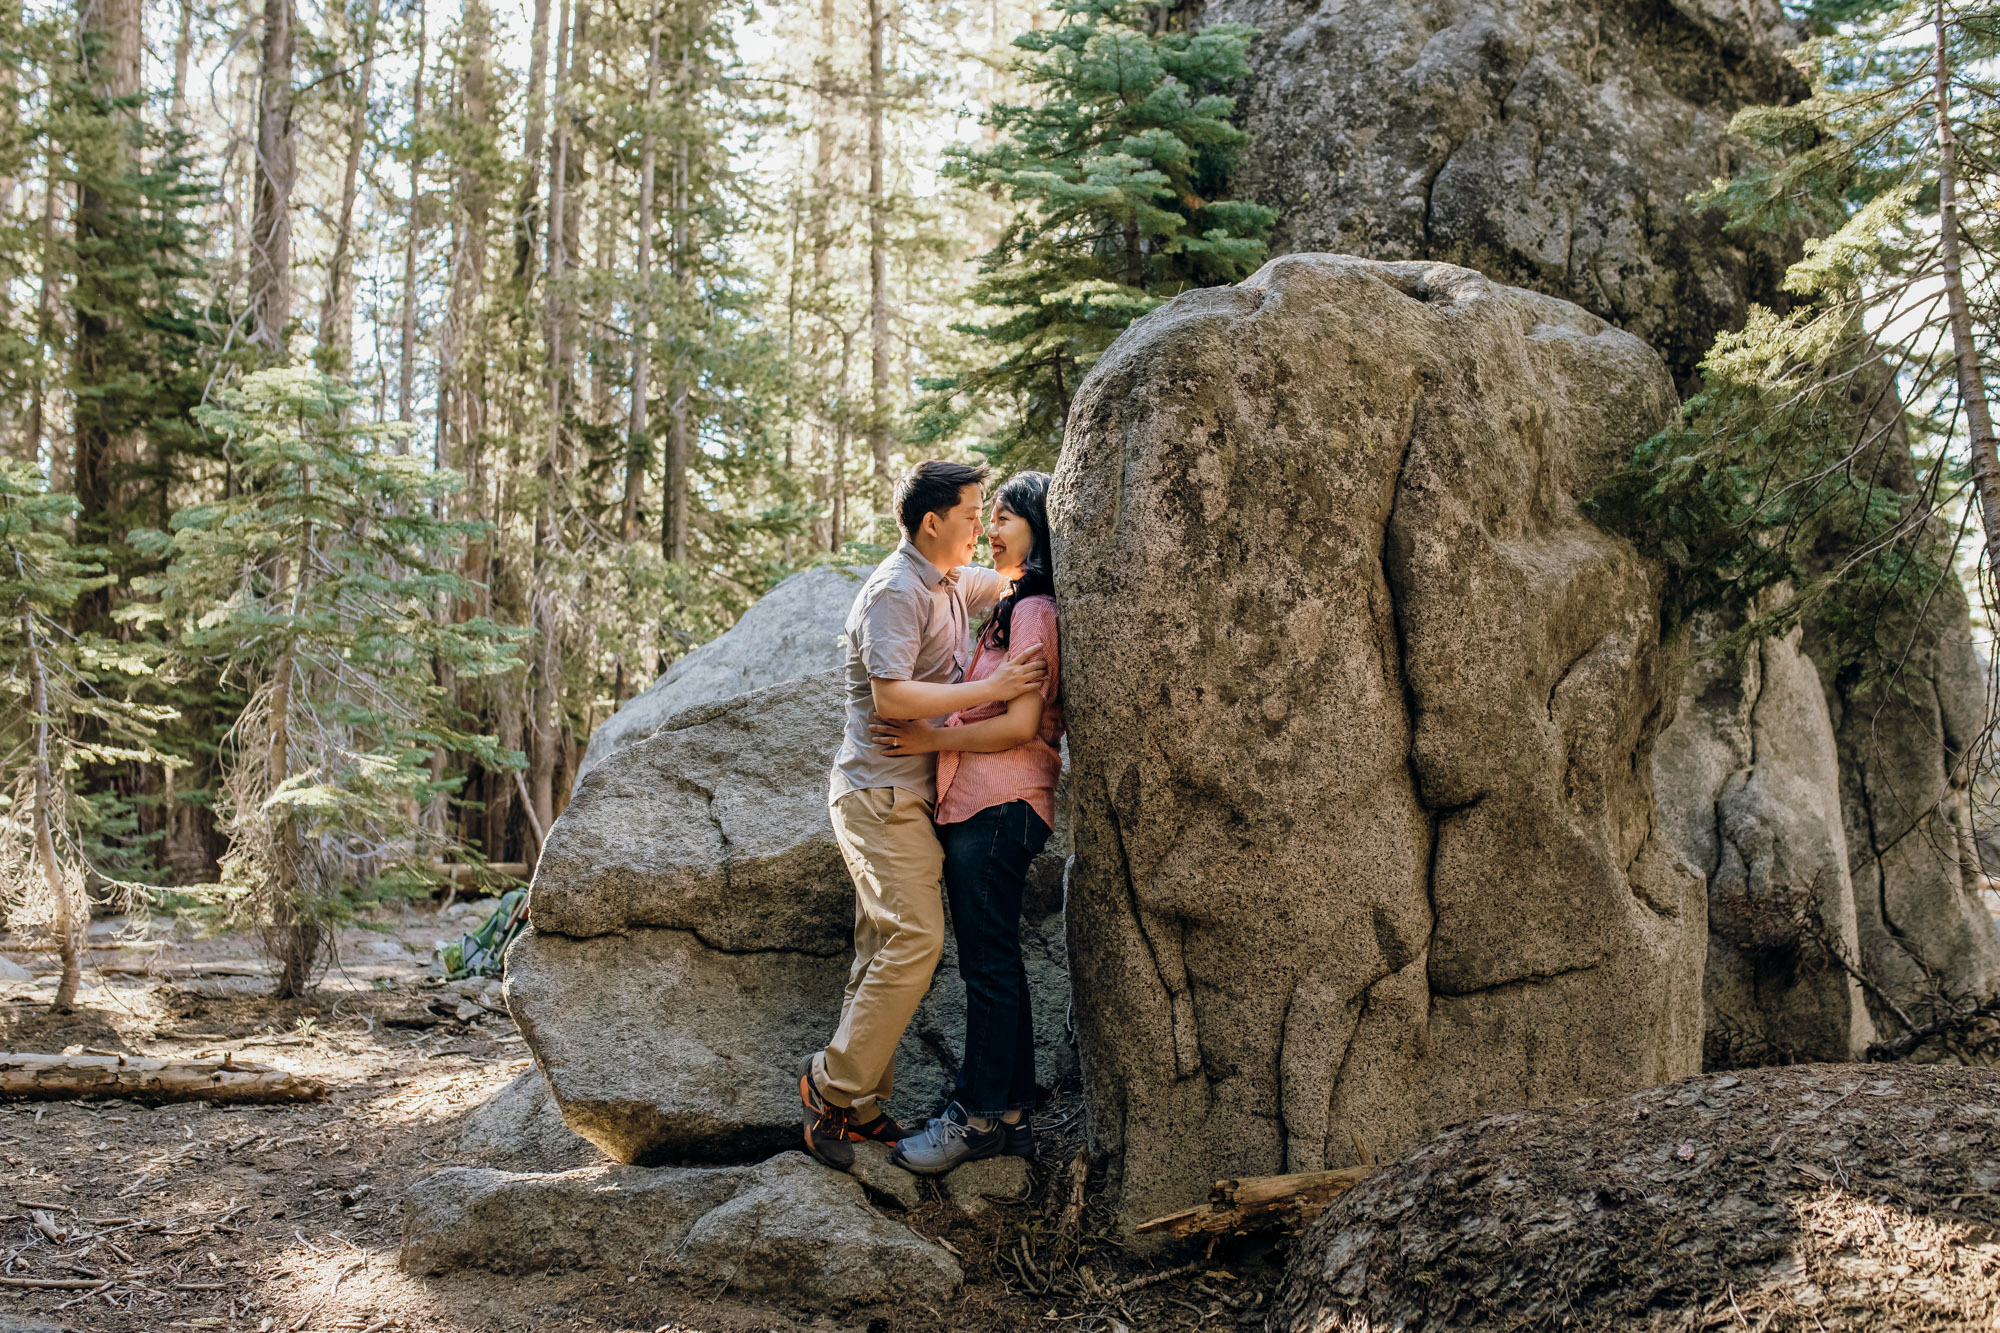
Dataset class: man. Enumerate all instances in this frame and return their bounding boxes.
[799,459,1048,1168]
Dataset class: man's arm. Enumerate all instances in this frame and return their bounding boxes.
[871,643,1046,719]
[871,692,1044,755]
[957,565,1012,616]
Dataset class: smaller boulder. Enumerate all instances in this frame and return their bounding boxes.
[676,1155,961,1308]
[943,1155,1033,1218]
[456,1069,598,1171]
[400,1152,961,1310]
[0,956,31,983]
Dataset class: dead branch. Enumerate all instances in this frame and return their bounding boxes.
[0,1051,326,1104]
[1136,1165,1375,1238]
[1867,994,2000,1060]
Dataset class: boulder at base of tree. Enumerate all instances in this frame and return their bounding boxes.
[1272,1063,2000,1332]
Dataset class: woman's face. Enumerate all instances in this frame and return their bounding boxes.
[987,501,1034,580]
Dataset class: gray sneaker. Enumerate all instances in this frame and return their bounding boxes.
[890,1102,1003,1175]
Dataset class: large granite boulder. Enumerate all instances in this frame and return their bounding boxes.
[577,564,870,782]
[401,1153,963,1308]
[513,667,1075,1165]
[1652,618,1876,1065]
[1212,0,2000,1041]
[1048,253,1706,1229]
[1271,1063,2000,1331]
[1212,0,1808,393]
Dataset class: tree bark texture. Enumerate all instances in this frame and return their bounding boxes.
[397,0,428,422]
[318,0,384,376]
[867,0,890,482]
[1933,2,2000,590]
[250,0,296,355]
[72,0,142,575]
[624,8,662,540]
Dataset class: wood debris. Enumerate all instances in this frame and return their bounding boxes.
[1135,1165,1375,1238]
[0,1051,326,1104]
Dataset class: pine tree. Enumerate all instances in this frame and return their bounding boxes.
[128,367,522,996]
[0,462,169,1009]
[1593,0,1999,647]
[917,0,1274,472]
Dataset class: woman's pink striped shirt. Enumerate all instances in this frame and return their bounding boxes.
[935,595,1063,829]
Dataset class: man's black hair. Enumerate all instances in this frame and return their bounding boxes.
[895,459,990,538]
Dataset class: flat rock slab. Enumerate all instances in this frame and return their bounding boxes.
[1273,1063,2000,1332]
[401,1151,961,1310]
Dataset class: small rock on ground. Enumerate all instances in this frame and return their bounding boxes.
[0,955,32,982]
[850,1140,922,1210]
[944,1154,1032,1217]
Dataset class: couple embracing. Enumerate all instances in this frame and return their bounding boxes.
[799,459,1064,1177]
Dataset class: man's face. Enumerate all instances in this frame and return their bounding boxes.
[926,484,985,568]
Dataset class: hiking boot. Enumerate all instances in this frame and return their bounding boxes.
[798,1057,855,1170]
[850,1108,910,1145]
[891,1102,1003,1175]
[1001,1115,1034,1158]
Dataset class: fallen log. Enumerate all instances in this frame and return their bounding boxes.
[0,1051,326,1104]
[1136,1165,1374,1238]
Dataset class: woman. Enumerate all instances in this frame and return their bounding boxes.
[870,469,1063,1175]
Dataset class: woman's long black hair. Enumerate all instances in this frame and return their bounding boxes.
[985,470,1054,652]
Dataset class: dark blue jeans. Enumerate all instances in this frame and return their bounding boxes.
[940,800,1052,1118]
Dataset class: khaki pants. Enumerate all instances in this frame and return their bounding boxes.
[816,786,946,1111]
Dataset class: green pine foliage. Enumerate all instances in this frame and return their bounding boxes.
[127,367,523,994]
[916,0,1274,472]
[1588,0,1999,666]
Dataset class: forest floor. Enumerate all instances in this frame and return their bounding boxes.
[0,900,1282,1333]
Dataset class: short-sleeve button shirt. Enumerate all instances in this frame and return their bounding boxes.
[830,541,1009,804]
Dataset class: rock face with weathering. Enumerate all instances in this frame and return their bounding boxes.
[1650,617,1875,1065]
[510,607,1074,1166]
[1049,253,1706,1230]
[1212,0,2000,1040]
[1211,0,1808,393]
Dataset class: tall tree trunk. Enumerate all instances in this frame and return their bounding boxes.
[1933,2,2000,584]
[661,12,697,565]
[528,0,576,838]
[72,0,142,585]
[318,0,384,375]
[663,134,690,563]
[250,0,296,356]
[397,0,427,420]
[267,492,317,998]
[867,0,890,482]
[623,5,662,540]
[21,610,81,1010]
[169,0,195,126]
[514,0,554,280]
[29,164,58,487]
